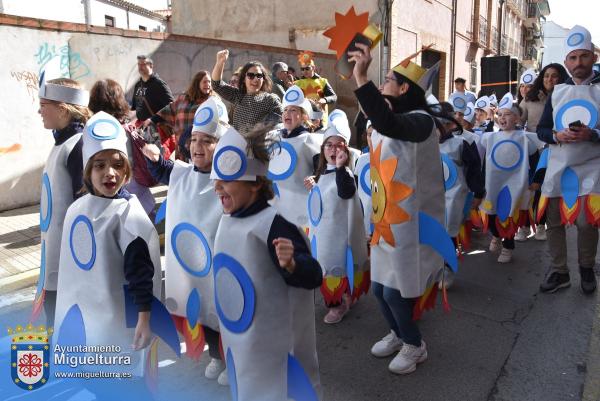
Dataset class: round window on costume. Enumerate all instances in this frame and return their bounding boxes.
[308,186,323,226]
[567,33,584,47]
[359,163,372,196]
[88,119,121,140]
[441,153,458,190]
[195,107,214,126]
[214,253,255,333]
[554,99,598,130]
[171,222,212,277]
[69,215,96,271]
[40,173,52,232]
[453,97,466,109]
[267,142,298,180]
[284,88,301,103]
[214,146,247,180]
[491,140,523,171]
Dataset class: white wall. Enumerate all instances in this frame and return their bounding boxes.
[1,0,85,23]
[541,20,568,67]
[89,1,165,31]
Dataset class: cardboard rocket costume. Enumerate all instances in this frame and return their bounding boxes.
[53,112,179,378]
[479,93,542,237]
[355,149,373,237]
[269,85,322,232]
[536,27,600,226]
[34,72,89,317]
[211,127,320,401]
[308,114,370,305]
[367,52,457,314]
[163,97,227,360]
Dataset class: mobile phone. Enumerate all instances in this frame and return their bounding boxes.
[335,33,374,80]
[569,120,583,129]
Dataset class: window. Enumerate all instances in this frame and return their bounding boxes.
[470,61,478,91]
[139,25,146,31]
[105,15,115,27]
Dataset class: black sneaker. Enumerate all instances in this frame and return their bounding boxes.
[540,271,571,293]
[579,267,597,295]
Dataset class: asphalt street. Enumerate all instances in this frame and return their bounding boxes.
[0,227,599,401]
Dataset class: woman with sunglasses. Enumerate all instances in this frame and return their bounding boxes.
[211,49,283,134]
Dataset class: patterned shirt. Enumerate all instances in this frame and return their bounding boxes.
[154,94,209,138]
[213,80,282,134]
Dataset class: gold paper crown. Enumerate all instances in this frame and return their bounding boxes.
[392,44,434,84]
[298,51,315,66]
[7,324,53,343]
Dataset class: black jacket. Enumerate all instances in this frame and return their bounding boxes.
[131,73,174,121]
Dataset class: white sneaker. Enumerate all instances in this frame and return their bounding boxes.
[514,226,530,242]
[534,225,547,241]
[388,341,427,375]
[497,248,512,263]
[371,330,403,357]
[489,237,502,252]
[217,368,229,386]
[438,266,455,290]
[205,358,225,380]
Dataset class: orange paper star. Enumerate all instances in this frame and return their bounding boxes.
[300,82,324,99]
[323,7,369,59]
[370,142,413,247]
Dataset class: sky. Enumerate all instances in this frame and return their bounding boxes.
[547,0,600,43]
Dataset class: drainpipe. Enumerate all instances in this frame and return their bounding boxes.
[83,0,91,29]
[449,0,457,95]
[126,6,130,29]
[380,0,393,85]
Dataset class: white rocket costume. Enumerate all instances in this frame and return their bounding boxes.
[163,97,227,359]
[269,86,322,232]
[53,112,172,376]
[440,135,472,237]
[355,151,373,236]
[211,127,320,401]
[308,114,369,305]
[479,93,542,237]
[35,72,89,312]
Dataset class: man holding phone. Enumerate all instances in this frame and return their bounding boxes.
[536,25,600,294]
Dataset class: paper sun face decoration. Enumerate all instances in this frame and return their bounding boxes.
[369,142,413,246]
[323,6,382,79]
[297,50,315,67]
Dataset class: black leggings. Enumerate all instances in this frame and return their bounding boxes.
[488,214,515,250]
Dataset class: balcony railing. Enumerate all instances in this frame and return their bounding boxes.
[491,27,499,53]
[479,16,488,47]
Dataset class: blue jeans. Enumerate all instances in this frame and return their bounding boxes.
[371,282,421,346]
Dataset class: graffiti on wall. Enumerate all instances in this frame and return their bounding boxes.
[10,70,39,103]
[34,42,91,80]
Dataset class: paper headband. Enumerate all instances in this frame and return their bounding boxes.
[38,71,89,106]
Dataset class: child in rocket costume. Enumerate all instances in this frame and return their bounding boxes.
[144,97,230,383]
[268,85,322,234]
[437,104,485,287]
[53,112,180,396]
[211,126,323,401]
[479,93,542,263]
[306,110,370,324]
[350,43,458,375]
[33,73,91,326]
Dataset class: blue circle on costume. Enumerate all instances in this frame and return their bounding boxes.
[88,119,120,140]
[441,153,458,190]
[216,102,226,118]
[40,173,52,232]
[267,142,298,180]
[194,107,214,126]
[522,74,533,84]
[284,89,301,103]
[453,97,466,109]
[491,140,523,171]
[171,222,212,277]
[69,215,96,271]
[214,146,247,180]
[307,186,323,226]
[465,105,474,118]
[359,163,371,196]
[476,99,487,108]
[214,253,255,334]
[567,32,585,47]
[554,99,598,130]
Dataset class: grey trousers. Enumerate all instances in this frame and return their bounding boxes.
[546,197,599,272]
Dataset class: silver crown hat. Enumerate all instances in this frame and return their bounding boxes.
[192,96,229,138]
[82,111,128,167]
[210,126,269,181]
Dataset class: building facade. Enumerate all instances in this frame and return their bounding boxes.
[0,0,169,31]
[170,0,549,99]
